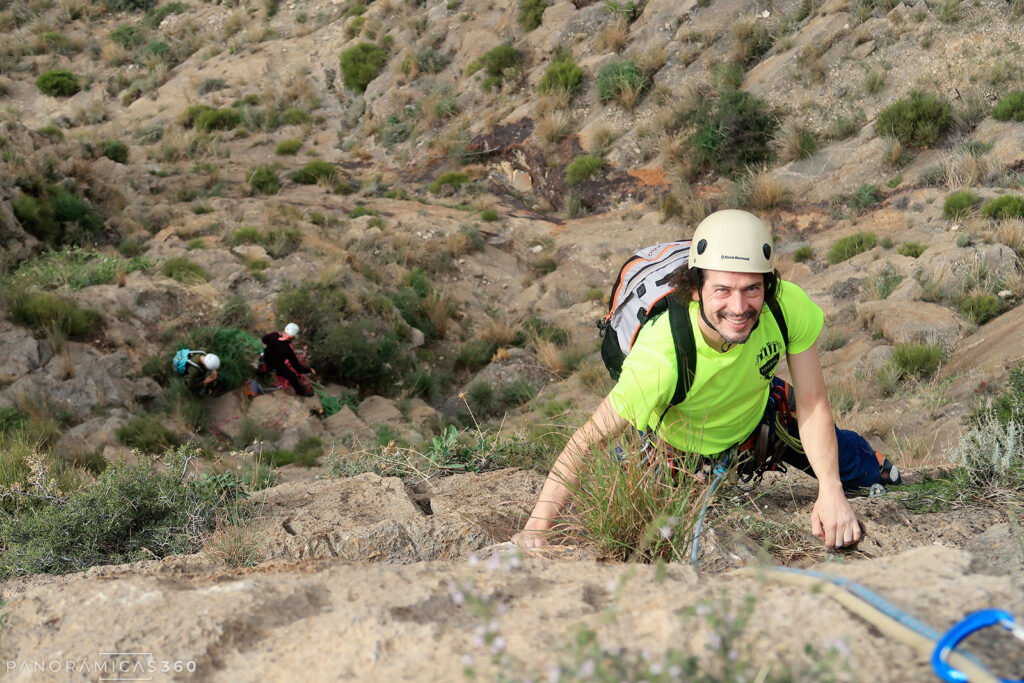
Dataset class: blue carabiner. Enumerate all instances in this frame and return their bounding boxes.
[932,609,1024,683]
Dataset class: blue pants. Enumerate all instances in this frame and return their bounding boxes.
[767,378,881,490]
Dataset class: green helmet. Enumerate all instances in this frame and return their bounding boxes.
[689,210,774,273]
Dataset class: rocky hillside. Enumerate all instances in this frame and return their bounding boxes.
[2,0,1024,679]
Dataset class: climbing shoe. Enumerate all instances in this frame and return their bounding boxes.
[879,455,902,486]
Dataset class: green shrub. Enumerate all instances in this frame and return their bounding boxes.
[197,77,227,95]
[107,0,158,10]
[348,205,378,218]
[263,436,323,467]
[944,190,978,219]
[793,245,813,263]
[161,257,209,284]
[992,91,1024,122]
[12,188,104,246]
[414,47,449,73]
[538,49,585,98]
[0,444,240,577]
[875,90,952,148]
[518,0,550,30]
[897,242,926,258]
[597,60,647,106]
[339,42,388,92]
[109,24,147,49]
[566,154,604,185]
[101,140,129,164]
[480,209,499,222]
[847,183,880,212]
[291,160,337,184]
[195,108,242,132]
[143,2,187,28]
[279,107,309,125]
[145,40,169,57]
[518,316,570,345]
[474,43,522,79]
[981,195,1024,220]
[688,89,778,176]
[7,290,101,339]
[960,294,1001,326]
[116,415,180,452]
[247,165,280,195]
[5,247,151,291]
[429,171,470,194]
[35,70,80,97]
[455,339,496,372]
[275,139,302,155]
[183,104,214,128]
[889,341,945,381]
[230,226,263,246]
[11,194,59,243]
[263,227,302,258]
[38,125,64,140]
[827,232,877,264]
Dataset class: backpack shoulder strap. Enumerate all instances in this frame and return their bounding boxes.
[766,298,789,349]
[666,296,696,407]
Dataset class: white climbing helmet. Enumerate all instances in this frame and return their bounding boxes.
[203,354,221,371]
[689,209,775,273]
[284,322,300,337]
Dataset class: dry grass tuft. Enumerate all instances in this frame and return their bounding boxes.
[881,137,903,167]
[478,317,518,347]
[944,149,996,189]
[738,166,788,210]
[659,182,710,225]
[100,40,129,66]
[596,16,629,53]
[631,45,666,76]
[995,218,1024,258]
[534,92,571,118]
[535,109,572,148]
[586,123,618,155]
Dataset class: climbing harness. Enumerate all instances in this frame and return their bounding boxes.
[932,609,1024,683]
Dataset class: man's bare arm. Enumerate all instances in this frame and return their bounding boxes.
[788,343,861,549]
[515,396,629,548]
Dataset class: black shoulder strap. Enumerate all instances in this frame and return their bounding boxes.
[663,296,789,417]
[766,298,789,349]
[667,296,696,407]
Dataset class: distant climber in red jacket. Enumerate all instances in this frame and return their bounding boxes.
[261,323,314,397]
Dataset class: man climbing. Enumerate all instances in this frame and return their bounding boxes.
[178,350,219,396]
[515,210,900,552]
[261,322,314,397]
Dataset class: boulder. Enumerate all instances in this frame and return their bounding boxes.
[357,396,404,425]
[54,414,129,462]
[440,347,559,417]
[0,328,41,382]
[856,300,967,346]
[321,406,374,445]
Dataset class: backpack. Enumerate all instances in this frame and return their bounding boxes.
[597,240,789,408]
[172,348,191,375]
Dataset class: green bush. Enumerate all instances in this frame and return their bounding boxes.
[455,339,496,372]
[183,104,214,128]
[197,78,227,95]
[889,341,945,381]
[847,183,880,212]
[145,40,169,57]
[896,242,926,258]
[597,60,647,105]
[0,444,240,577]
[195,108,242,132]
[960,294,1001,326]
[688,89,778,176]
[275,139,302,155]
[414,47,449,73]
[291,161,337,184]
[230,226,263,246]
[348,205,378,218]
[429,171,470,194]
[339,42,388,92]
[480,209,499,222]
[263,227,302,258]
[5,247,151,291]
[944,190,978,219]
[247,165,280,195]
[116,415,180,452]
[276,283,416,394]
[518,316,570,345]
[101,140,129,164]
[35,70,80,97]
[827,232,877,264]
[389,268,454,342]
[793,245,813,263]
[107,0,158,10]
[263,436,323,467]
[161,257,209,284]
[875,90,952,148]
[7,290,101,339]
[12,188,104,246]
[38,125,64,140]
[143,2,187,28]
[518,0,550,30]
[981,195,1024,220]
[279,107,309,125]
[109,24,147,49]
[566,154,604,185]
[474,44,522,79]
[991,91,1024,121]
[538,49,585,98]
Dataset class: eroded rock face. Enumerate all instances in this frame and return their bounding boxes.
[258,470,544,563]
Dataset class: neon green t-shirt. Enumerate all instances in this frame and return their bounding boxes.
[608,280,824,455]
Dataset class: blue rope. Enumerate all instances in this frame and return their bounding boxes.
[690,451,733,567]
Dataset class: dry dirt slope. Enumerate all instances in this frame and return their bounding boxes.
[3,0,1024,679]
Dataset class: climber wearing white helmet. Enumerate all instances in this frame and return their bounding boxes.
[177,349,219,396]
[261,323,314,397]
[515,210,900,553]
